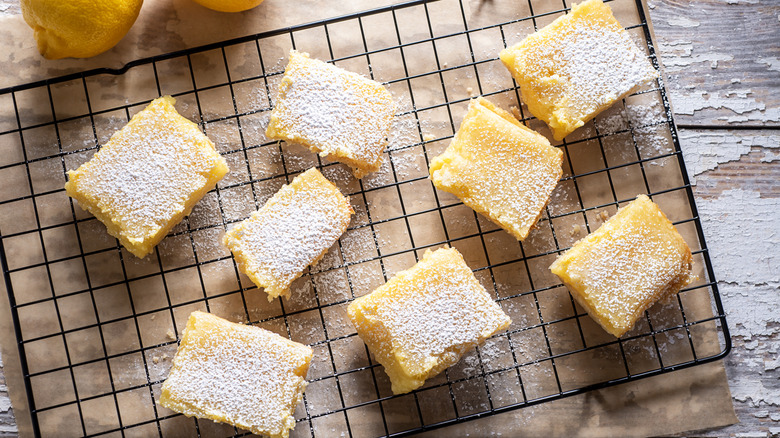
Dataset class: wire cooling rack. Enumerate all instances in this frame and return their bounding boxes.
[0,0,731,436]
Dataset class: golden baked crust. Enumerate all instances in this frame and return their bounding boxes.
[266,50,397,178]
[429,97,563,241]
[64,95,229,258]
[499,0,658,140]
[549,195,693,337]
[159,311,312,438]
[222,167,353,301]
[347,247,511,394]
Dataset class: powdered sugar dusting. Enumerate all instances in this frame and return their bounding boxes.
[550,195,692,336]
[551,22,657,115]
[349,247,511,393]
[223,168,353,300]
[161,312,311,438]
[501,0,657,138]
[266,51,396,177]
[66,96,228,257]
[385,278,506,360]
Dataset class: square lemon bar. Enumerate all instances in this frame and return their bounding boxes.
[223,168,353,301]
[429,97,563,241]
[549,195,693,337]
[347,247,511,394]
[266,50,397,178]
[64,96,229,258]
[160,311,312,438]
[499,0,658,140]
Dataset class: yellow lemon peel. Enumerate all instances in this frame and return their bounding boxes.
[191,0,264,13]
[21,0,143,59]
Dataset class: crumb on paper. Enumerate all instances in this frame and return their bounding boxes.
[597,210,610,222]
[152,356,160,364]
[423,134,436,142]
[166,330,176,341]
[510,106,521,119]
[570,224,582,237]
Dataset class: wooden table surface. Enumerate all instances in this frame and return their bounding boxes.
[647,1,780,436]
[0,0,778,436]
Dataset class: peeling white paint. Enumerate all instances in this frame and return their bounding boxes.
[757,57,780,72]
[659,40,734,72]
[0,351,14,435]
[0,397,9,414]
[658,40,778,123]
[669,88,780,123]
[735,433,772,438]
[697,190,780,340]
[760,148,780,163]
[679,132,780,181]
[733,377,780,408]
[666,16,700,28]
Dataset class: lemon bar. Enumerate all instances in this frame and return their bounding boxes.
[266,50,397,178]
[64,96,229,258]
[549,195,693,337]
[429,97,563,241]
[347,247,511,394]
[223,168,353,301]
[160,311,312,438]
[499,0,658,140]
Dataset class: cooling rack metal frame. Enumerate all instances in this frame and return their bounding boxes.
[0,0,731,436]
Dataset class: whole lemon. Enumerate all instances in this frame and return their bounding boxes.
[191,0,264,13]
[21,0,144,59]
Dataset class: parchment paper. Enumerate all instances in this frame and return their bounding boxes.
[0,0,736,436]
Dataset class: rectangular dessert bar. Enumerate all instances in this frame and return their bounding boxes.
[499,0,658,140]
[429,97,563,241]
[347,247,511,394]
[160,311,312,438]
[222,167,353,301]
[266,50,397,178]
[64,95,229,258]
[549,195,693,337]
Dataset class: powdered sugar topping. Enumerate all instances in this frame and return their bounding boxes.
[225,169,353,297]
[162,312,311,437]
[556,196,692,332]
[362,248,510,371]
[513,0,658,122]
[551,23,657,115]
[70,97,226,242]
[268,51,396,171]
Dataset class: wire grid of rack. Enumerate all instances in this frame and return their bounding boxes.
[0,0,731,436]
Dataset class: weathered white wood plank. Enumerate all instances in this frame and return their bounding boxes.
[677,128,780,437]
[648,0,780,127]
[0,355,16,437]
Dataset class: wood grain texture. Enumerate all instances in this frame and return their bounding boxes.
[653,10,780,436]
[0,358,14,437]
[676,129,779,438]
[648,0,780,128]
